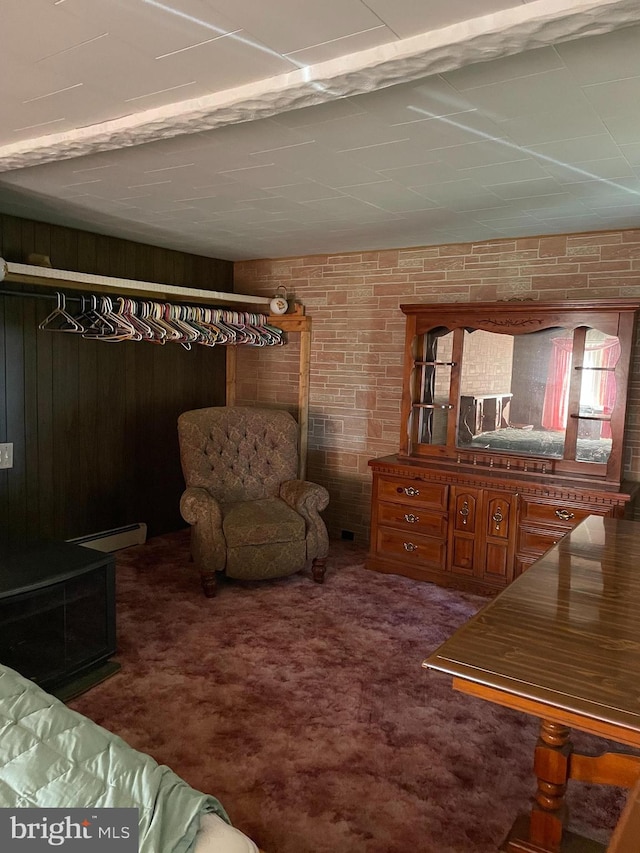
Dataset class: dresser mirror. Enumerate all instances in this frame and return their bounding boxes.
[454,326,618,465]
[401,301,637,485]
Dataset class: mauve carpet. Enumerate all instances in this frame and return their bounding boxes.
[70,533,627,853]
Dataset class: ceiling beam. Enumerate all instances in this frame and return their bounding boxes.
[0,0,638,174]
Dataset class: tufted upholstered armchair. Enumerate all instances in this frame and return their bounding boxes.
[178,406,330,597]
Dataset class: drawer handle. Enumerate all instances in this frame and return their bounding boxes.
[492,508,504,530]
[400,486,420,497]
[404,542,418,552]
[404,513,420,524]
[459,501,469,525]
[555,509,575,521]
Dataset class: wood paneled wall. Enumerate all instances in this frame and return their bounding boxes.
[0,215,233,549]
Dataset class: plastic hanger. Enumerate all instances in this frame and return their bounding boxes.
[38,291,84,333]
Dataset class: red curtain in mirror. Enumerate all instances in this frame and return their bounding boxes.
[542,337,573,431]
[542,336,620,438]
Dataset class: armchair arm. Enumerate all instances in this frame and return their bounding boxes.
[179,487,226,573]
[279,480,329,559]
[180,487,222,526]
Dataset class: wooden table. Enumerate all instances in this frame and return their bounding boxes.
[424,515,640,852]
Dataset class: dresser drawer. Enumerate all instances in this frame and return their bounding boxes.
[376,527,446,570]
[514,554,538,578]
[376,502,447,538]
[519,499,592,530]
[376,476,448,510]
[518,527,563,556]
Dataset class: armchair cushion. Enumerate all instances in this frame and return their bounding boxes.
[222,498,305,548]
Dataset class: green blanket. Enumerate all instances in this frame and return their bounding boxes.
[0,664,229,853]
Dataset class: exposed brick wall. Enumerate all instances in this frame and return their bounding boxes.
[460,331,514,396]
[234,229,640,543]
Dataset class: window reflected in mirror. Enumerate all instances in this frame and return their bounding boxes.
[575,329,619,462]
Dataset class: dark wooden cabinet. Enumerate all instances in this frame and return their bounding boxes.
[0,541,116,693]
[367,300,640,593]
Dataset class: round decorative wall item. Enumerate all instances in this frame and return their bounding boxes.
[270,285,289,315]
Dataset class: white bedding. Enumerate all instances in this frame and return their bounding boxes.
[194,814,259,853]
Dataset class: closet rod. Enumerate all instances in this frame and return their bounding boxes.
[0,258,271,308]
[0,283,311,333]
[1,287,82,303]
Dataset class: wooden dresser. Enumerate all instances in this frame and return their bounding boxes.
[367,300,640,594]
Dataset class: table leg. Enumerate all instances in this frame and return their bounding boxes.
[529,720,572,851]
[503,720,572,853]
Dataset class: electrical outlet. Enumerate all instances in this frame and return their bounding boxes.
[0,443,13,469]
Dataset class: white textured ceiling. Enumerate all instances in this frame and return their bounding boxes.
[1,0,639,260]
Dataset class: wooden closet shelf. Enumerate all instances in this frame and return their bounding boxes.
[0,257,273,310]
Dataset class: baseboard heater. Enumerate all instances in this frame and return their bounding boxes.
[67,523,147,553]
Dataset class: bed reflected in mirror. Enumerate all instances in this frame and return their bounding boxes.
[456,327,617,465]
